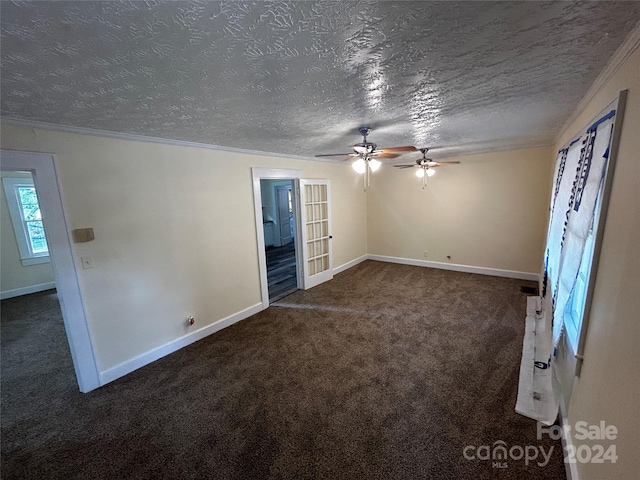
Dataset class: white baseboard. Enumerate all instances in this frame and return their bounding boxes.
[94,255,537,387]
[367,255,539,281]
[559,396,580,480]
[1,281,56,300]
[99,302,263,386]
[333,255,368,275]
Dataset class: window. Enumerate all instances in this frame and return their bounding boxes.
[564,228,595,352]
[2,176,50,266]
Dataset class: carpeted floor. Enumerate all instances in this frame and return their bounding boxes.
[1,261,566,480]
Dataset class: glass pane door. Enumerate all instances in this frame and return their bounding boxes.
[298,179,333,289]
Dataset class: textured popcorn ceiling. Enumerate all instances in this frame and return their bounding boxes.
[1,1,639,160]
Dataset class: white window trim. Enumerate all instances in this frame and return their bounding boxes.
[2,176,50,266]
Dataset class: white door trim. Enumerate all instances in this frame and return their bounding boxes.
[251,168,302,309]
[1,150,100,392]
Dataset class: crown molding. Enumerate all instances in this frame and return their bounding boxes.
[2,116,551,162]
[556,20,640,143]
[0,117,336,164]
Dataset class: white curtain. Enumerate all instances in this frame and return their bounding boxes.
[552,112,615,344]
[516,110,616,425]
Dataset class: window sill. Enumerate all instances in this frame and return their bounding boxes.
[21,255,50,266]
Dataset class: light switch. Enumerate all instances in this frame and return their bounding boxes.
[81,256,93,269]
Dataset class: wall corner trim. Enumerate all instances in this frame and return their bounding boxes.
[333,255,368,275]
[98,302,263,386]
[367,255,540,281]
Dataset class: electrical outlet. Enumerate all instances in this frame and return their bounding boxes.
[423,251,428,258]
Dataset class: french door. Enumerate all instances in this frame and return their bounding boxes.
[297,179,333,289]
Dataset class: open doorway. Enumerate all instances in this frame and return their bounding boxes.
[252,168,333,309]
[0,169,78,397]
[1,150,100,393]
[260,179,298,303]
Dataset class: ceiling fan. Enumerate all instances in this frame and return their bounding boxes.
[316,127,417,190]
[394,148,460,188]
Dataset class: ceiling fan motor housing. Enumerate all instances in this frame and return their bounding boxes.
[354,143,377,154]
[355,127,377,155]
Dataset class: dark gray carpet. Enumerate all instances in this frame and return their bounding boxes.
[1,261,566,479]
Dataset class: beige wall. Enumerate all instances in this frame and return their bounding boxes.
[367,146,553,274]
[1,170,55,294]
[0,126,554,372]
[0,127,368,371]
[552,46,640,480]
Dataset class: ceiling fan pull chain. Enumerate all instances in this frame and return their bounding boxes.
[365,162,370,191]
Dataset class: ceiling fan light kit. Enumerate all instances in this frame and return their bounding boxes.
[352,158,366,174]
[350,156,383,190]
[368,159,382,172]
[415,168,435,178]
[394,148,460,188]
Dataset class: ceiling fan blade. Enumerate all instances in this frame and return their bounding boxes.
[372,152,400,159]
[315,153,353,157]
[434,161,461,165]
[380,146,417,153]
[393,164,415,168]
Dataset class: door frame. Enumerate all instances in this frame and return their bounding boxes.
[1,150,100,392]
[252,168,302,309]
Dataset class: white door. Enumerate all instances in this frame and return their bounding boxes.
[298,179,333,289]
[276,185,292,246]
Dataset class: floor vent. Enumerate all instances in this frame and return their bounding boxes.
[520,285,539,295]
